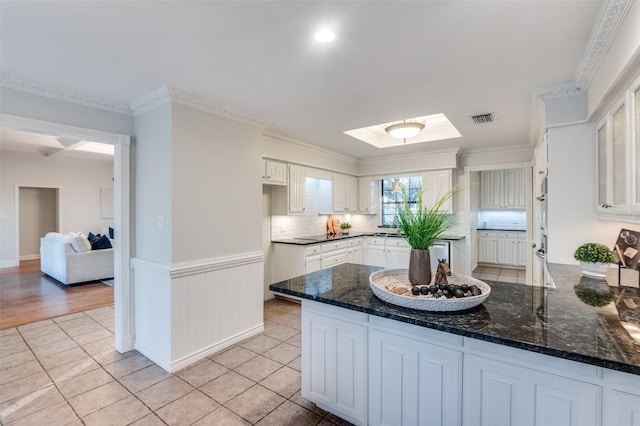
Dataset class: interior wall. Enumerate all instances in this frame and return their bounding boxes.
[172,103,263,261]
[19,187,57,259]
[0,149,114,266]
[0,87,134,136]
[133,103,173,264]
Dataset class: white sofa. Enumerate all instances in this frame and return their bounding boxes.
[40,232,114,285]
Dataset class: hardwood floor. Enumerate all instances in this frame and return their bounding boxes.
[0,260,114,330]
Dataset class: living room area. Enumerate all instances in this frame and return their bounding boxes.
[0,134,117,330]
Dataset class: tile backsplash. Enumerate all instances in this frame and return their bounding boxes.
[477,210,526,230]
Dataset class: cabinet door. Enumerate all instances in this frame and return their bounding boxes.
[265,160,287,185]
[497,238,517,265]
[302,310,367,425]
[358,178,378,214]
[605,388,640,426]
[288,165,306,213]
[480,170,503,209]
[305,255,322,274]
[348,247,365,265]
[478,237,497,264]
[366,245,387,268]
[503,168,526,210]
[463,355,534,426]
[422,170,453,212]
[369,329,462,426]
[345,175,358,212]
[333,173,347,212]
[516,234,527,267]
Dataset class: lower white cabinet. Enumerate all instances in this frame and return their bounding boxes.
[369,327,462,426]
[365,237,411,269]
[464,353,600,426]
[347,238,365,264]
[478,231,526,267]
[298,300,638,426]
[302,303,368,425]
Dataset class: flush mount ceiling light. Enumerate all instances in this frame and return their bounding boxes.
[344,113,461,149]
[315,29,335,43]
[385,121,425,141]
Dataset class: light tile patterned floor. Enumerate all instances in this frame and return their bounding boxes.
[0,299,351,425]
[472,265,527,284]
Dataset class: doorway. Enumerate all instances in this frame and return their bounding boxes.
[18,186,61,260]
[1,113,132,352]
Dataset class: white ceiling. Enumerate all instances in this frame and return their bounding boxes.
[0,1,603,160]
[0,128,114,161]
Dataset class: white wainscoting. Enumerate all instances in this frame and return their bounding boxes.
[132,251,264,372]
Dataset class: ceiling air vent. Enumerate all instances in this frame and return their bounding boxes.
[471,113,495,124]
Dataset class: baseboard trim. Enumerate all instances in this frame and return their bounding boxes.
[131,251,264,279]
[170,323,264,372]
[19,254,40,261]
[0,259,19,268]
[135,323,264,373]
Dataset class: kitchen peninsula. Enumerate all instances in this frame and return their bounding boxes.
[269,263,640,426]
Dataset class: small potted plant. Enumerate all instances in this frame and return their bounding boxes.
[340,222,352,235]
[574,243,615,278]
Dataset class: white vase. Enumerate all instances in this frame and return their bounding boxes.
[579,261,610,278]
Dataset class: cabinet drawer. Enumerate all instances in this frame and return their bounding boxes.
[321,250,348,269]
[497,231,520,239]
[322,240,348,253]
[305,245,322,256]
[348,237,363,247]
[478,231,498,238]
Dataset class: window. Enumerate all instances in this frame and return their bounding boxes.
[380,177,422,226]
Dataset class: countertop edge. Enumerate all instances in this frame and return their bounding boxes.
[272,232,465,245]
[269,275,640,376]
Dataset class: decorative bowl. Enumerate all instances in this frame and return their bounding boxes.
[369,269,491,312]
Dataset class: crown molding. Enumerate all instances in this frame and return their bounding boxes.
[358,147,460,166]
[0,73,133,115]
[532,82,581,100]
[459,144,533,157]
[575,0,634,90]
[262,131,358,163]
[131,86,265,128]
[529,82,581,144]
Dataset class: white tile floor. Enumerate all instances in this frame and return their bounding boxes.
[0,300,351,426]
[472,265,527,284]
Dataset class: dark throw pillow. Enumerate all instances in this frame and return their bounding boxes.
[109,227,115,239]
[91,234,113,250]
[87,232,99,244]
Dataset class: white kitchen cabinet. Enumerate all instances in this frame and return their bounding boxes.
[262,159,287,185]
[477,231,497,264]
[358,178,379,214]
[331,173,358,213]
[369,326,462,426]
[464,353,600,426]
[480,169,525,210]
[288,164,306,213]
[321,243,348,269]
[365,237,410,269]
[347,238,365,264]
[302,302,368,425]
[479,231,525,267]
[422,169,453,212]
[604,370,640,426]
[305,255,322,274]
[595,75,640,218]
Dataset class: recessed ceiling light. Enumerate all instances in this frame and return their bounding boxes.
[315,29,335,43]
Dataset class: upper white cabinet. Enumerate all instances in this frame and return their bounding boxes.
[332,173,358,213]
[288,164,306,213]
[262,159,287,185]
[358,178,378,214]
[596,75,640,218]
[422,169,453,212]
[480,168,525,210]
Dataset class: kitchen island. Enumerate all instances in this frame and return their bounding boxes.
[269,263,640,426]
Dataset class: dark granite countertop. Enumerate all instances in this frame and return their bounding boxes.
[477,228,526,232]
[269,263,640,375]
[272,232,465,245]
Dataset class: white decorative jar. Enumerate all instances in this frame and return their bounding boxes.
[579,261,610,278]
